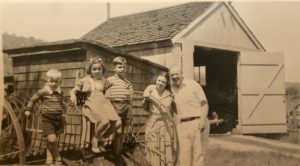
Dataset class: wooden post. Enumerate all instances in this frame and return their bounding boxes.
[107,2,110,20]
[0,50,3,136]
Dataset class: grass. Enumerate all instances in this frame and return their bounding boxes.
[218,135,299,154]
[257,132,300,145]
[205,147,300,166]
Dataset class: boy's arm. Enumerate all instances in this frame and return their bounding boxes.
[129,82,133,105]
[126,82,134,123]
[25,89,44,116]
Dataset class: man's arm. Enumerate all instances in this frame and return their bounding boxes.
[193,81,208,130]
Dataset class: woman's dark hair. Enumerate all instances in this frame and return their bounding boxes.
[156,71,171,91]
[86,58,106,74]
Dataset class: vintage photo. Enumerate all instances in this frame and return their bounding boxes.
[1,1,300,165]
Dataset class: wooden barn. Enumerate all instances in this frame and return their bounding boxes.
[82,2,286,134]
[3,39,167,97]
[2,39,171,159]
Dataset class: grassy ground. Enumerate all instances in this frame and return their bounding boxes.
[257,131,300,145]
[205,147,300,166]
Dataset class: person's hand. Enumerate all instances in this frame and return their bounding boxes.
[24,111,31,118]
[143,85,155,98]
[69,95,77,106]
[198,119,205,132]
[143,90,151,98]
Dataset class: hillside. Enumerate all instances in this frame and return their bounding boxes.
[2,32,45,50]
[2,33,45,76]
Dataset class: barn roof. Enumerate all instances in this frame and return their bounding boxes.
[82,2,264,50]
[82,2,215,47]
[3,39,168,71]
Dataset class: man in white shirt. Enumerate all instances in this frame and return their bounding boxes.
[169,66,210,166]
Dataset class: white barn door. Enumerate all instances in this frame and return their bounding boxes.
[238,52,287,134]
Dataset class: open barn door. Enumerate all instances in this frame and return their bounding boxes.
[238,52,287,134]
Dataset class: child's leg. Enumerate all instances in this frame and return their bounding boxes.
[95,119,110,141]
[47,134,61,162]
[46,149,53,164]
[91,119,110,153]
[112,124,125,156]
[102,119,122,139]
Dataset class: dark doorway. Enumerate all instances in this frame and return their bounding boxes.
[194,46,238,133]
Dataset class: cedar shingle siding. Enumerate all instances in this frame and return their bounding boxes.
[4,40,167,97]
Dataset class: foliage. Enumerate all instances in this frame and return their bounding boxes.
[2,32,45,76]
[2,32,45,50]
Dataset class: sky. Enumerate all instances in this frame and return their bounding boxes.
[1,1,300,83]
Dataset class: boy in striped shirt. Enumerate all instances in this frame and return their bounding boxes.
[25,69,64,166]
[105,56,133,156]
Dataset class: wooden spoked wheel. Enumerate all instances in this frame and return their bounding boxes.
[0,99,26,164]
[124,92,179,166]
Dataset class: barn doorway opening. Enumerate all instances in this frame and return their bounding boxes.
[193,46,238,133]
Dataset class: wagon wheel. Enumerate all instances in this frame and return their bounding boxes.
[124,92,179,166]
[0,99,26,164]
[6,96,28,131]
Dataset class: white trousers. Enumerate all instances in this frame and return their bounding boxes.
[177,118,209,166]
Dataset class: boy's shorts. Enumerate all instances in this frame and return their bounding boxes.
[41,114,64,137]
[110,100,132,125]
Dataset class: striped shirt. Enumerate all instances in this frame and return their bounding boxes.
[26,86,64,115]
[105,74,133,101]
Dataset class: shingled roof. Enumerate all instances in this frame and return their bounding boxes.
[82,2,215,47]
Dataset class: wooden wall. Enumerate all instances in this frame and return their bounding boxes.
[84,44,165,91]
[11,43,167,97]
[12,49,86,97]
[127,47,171,64]
[183,4,260,51]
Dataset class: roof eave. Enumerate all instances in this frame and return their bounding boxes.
[113,39,173,52]
[171,1,222,44]
[171,1,265,51]
[224,2,265,51]
[3,39,82,54]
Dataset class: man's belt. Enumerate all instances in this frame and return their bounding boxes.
[111,100,129,104]
[180,116,200,122]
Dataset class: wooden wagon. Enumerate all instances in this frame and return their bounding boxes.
[1,39,179,165]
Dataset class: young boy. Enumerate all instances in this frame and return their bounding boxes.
[105,56,133,156]
[25,69,64,166]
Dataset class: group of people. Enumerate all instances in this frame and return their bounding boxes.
[25,56,209,166]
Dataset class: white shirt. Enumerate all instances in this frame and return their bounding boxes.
[171,79,207,119]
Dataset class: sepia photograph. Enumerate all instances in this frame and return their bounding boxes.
[1,0,300,165]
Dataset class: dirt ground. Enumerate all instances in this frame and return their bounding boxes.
[1,134,300,166]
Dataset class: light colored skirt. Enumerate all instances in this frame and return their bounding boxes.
[145,115,174,166]
[83,92,120,123]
